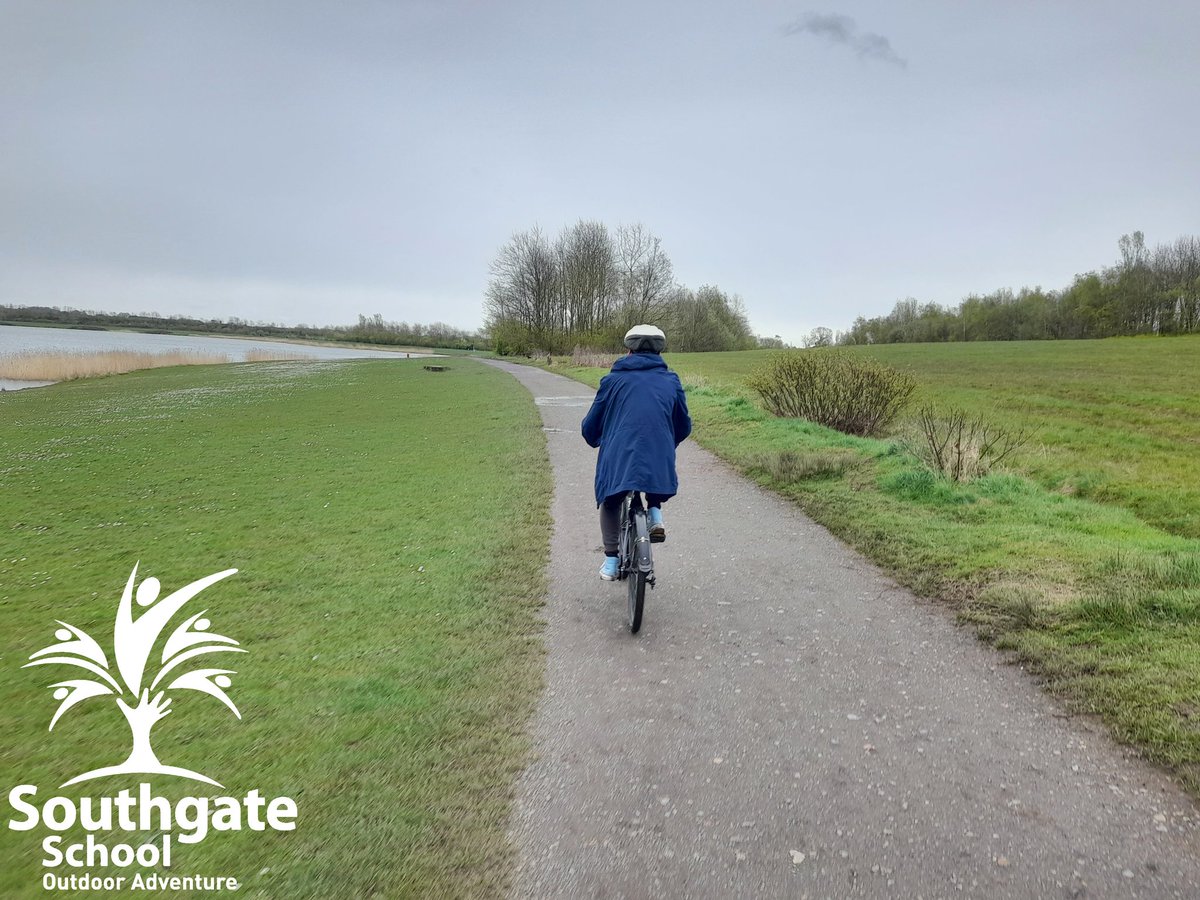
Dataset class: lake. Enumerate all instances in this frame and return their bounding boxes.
[0,324,439,391]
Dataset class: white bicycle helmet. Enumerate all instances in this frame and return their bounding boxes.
[623,324,667,353]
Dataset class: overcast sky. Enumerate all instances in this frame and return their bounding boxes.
[3,1,1198,342]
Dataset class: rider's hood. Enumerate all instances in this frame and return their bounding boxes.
[611,353,667,373]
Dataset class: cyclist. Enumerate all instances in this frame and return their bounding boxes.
[581,324,692,581]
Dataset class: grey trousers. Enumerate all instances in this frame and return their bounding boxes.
[600,492,670,555]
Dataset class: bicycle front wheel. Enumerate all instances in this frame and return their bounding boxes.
[627,504,648,633]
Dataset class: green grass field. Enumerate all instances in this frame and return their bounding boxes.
[0,359,550,898]
[547,335,1200,790]
[666,337,1200,540]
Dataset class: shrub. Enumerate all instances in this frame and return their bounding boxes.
[913,404,1030,482]
[746,350,915,436]
[491,321,532,357]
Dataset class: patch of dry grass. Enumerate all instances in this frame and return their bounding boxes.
[0,348,315,381]
[571,345,619,368]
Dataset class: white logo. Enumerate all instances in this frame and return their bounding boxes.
[24,563,242,788]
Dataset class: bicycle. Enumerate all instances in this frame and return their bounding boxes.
[617,492,659,633]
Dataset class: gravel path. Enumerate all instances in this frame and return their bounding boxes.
[485,359,1200,900]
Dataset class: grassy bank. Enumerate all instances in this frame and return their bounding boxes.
[543,336,1200,791]
[0,358,550,897]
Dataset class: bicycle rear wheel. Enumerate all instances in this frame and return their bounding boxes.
[627,504,648,634]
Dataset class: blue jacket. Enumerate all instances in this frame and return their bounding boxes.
[581,353,692,506]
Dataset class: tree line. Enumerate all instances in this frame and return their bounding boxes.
[484,220,758,354]
[343,314,481,349]
[837,232,1200,345]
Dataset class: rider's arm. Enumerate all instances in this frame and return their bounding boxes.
[581,378,610,448]
[671,378,692,446]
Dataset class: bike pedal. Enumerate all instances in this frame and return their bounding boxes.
[649,532,665,543]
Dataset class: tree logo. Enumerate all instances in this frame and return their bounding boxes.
[24,563,243,788]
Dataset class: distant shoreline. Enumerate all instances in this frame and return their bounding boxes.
[0,319,449,356]
[0,324,448,391]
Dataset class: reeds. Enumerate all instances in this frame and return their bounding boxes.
[570,345,618,368]
[0,347,312,382]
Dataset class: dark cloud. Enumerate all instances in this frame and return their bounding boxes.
[782,12,907,69]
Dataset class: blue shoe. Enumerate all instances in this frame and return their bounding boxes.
[648,507,666,542]
[599,556,619,581]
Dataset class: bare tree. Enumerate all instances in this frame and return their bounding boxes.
[1177,235,1200,332]
[615,224,675,329]
[484,227,559,347]
[556,220,616,335]
[1155,235,1200,333]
